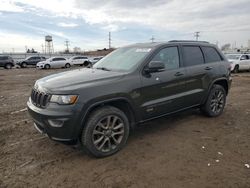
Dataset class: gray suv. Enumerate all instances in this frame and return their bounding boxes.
[27,40,232,157]
[0,56,15,69]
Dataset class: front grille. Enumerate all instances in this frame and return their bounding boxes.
[31,89,51,108]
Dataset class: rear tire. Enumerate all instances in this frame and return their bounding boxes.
[21,62,27,68]
[65,63,71,68]
[44,64,50,69]
[201,84,226,117]
[4,63,12,69]
[83,61,90,67]
[81,106,130,158]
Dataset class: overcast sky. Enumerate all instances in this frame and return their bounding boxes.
[0,0,250,52]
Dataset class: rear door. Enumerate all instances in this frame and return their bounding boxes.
[51,58,61,68]
[182,45,224,107]
[140,46,188,120]
[57,58,66,68]
[181,45,210,106]
[27,57,36,65]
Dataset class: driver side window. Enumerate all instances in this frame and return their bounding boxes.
[151,46,179,70]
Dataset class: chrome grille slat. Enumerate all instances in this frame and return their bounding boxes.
[31,89,50,108]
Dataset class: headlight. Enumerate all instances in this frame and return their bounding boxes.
[50,95,78,105]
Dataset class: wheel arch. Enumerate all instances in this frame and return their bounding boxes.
[79,98,138,135]
[201,78,229,105]
[212,79,229,95]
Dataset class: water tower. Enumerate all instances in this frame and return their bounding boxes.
[45,35,54,54]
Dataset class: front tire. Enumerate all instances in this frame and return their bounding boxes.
[81,106,130,158]
[44,64,50,69]
[201,84,226,117]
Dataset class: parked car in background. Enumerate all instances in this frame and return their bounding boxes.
[17,56,46,68]
[90,56,103,65]
[69,56,90,67]
[36,57,71,69]
[225,54,250,73]
[0,55,15,69]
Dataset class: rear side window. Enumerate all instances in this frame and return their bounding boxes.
[182,46,204,66]
[202,47,222,63]
[53,58,65,61]
[74,57,87,60]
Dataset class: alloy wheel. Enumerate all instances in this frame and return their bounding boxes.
[92,115,125,153]
[210,89,225,114]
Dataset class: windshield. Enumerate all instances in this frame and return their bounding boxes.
[226,54,240,60]
[93,47,152,72]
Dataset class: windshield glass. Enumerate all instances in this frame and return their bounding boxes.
[93,47,152,72]
[226,54,240,60]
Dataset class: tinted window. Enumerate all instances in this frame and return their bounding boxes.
[0,56,8,60]
[202,47,222,63]
[151,47,179,70]
[183,46,204,66]
[241,55,249,60]
[53,58,65,61]
[28,57,37,60]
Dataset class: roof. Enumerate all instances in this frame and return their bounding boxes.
[125,40,213,48]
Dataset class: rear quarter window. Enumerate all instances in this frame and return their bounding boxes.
[202,47,222,63]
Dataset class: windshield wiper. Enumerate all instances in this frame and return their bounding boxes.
[96,67,111,71]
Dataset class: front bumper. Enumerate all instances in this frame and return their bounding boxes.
[27,98,82,141]
[36,64,44,69]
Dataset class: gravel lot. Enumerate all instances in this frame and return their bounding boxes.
[0,68,250,187]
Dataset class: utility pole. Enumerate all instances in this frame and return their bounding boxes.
[194,31,200,41]
[65,40,70,53]
[150,35,155,43]
[109,32,111,49]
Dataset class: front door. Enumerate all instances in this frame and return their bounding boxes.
[240,55,250,70]
[139,46,187,120]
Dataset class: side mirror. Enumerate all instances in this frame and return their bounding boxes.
[144,61,165,73]
[240,57,246,61]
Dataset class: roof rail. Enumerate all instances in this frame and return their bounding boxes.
[168,40,209,44]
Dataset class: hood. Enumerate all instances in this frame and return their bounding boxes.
[35,68,125,93]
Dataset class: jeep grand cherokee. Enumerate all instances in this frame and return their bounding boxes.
[27,40,232,157]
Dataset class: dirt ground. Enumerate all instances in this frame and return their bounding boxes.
[0,67,250,188]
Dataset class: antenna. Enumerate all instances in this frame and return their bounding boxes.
[194,32,200,41]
